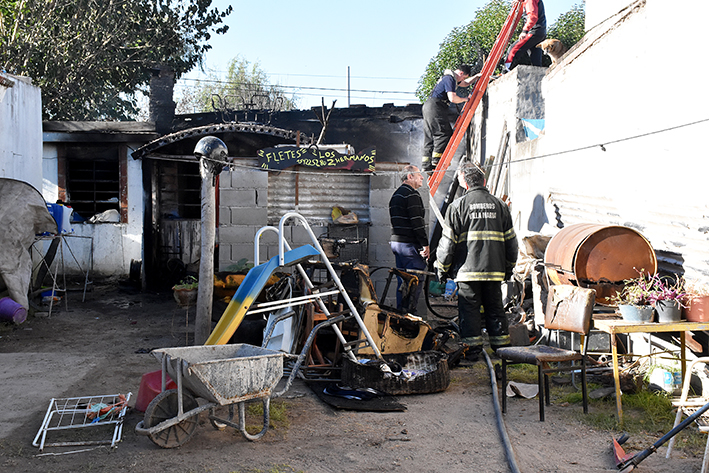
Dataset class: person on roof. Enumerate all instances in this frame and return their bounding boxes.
[504,0,547,70]
[421,65,481,173]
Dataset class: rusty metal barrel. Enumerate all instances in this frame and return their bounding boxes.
[544,224,657,305]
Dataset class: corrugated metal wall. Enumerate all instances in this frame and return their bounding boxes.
[548,189,709,279]
[268,169,370,224]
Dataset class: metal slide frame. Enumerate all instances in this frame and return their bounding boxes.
[252,212,383,393]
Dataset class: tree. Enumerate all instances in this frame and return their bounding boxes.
[0,0,232,120]
[176,56,298,114]
[416,0,586,102]
[546,3,585,52]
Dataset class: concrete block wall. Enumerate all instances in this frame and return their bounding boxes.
[218,161,267,269]
[219,162,328,269]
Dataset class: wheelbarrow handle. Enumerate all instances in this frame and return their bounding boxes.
[618,400,709,470]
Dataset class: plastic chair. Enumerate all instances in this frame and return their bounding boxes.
[497,285,596,421]
[666,357,709,473]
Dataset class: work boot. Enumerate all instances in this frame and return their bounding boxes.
[422,157,433,173]
[431,156,440,171]
[462,351,479,362]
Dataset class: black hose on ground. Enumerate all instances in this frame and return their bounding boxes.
[483,350,521,473]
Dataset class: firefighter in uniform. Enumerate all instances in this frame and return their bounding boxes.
[421,65,480,173]
[435,163,518,360]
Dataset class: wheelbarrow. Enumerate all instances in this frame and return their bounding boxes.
[135,344,286,448]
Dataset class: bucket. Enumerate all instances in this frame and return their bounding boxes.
[618,304,654,323]
[684,295,709,323]
[544,224,657,305]
[656,300,682,323]
[135,370,177,412]
[0,297,27,324]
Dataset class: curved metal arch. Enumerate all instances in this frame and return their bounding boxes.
[131,122,313,159]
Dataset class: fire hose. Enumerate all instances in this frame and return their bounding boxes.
[483,350,522,473]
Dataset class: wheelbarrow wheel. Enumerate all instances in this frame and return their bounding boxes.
[144,389,199,448]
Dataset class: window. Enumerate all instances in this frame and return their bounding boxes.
[60,144,124,223]
[158,160,201,219]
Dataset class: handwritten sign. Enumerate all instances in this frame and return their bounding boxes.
[258,146,375,172]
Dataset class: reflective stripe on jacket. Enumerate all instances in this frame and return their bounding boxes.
[435,186,518,282]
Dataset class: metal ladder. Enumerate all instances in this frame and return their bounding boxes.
[250,212,382,394]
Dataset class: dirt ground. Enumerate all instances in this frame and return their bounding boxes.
[0,281,705,473]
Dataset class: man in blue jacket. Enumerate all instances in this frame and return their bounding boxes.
[436,163,518,360]
[422,65,481,173]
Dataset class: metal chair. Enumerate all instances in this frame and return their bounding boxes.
[666,357,709,473]
[497,285,596,421]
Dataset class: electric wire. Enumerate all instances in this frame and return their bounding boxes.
[176,79,417,96]
[188,116,709,178]
[508,117,709,166]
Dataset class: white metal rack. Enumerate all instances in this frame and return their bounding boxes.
[33,392,131,453]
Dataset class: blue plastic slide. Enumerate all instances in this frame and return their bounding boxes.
[205,245,319,345]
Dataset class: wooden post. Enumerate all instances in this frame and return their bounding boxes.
[192,136,229,345]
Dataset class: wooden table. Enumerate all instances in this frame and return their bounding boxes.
[593,318,709,424]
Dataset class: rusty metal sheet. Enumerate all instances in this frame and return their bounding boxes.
[268,169,370,224]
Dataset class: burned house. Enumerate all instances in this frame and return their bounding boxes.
[4,0,705,308]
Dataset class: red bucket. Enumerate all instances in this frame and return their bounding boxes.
[135,370,177,412]
[0,297,27,324]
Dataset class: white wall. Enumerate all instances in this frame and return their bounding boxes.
[585,0,633,30]
[497,0,709,281]
[0,74,43,191]
[40,143,144,278]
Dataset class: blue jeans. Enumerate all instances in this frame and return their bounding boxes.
[390,241,427,314]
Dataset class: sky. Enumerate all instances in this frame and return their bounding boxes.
[177,0,581,111]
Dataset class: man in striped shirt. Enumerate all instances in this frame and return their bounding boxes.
[389,165,429,314]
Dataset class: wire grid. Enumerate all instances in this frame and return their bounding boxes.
[33,393,131,452]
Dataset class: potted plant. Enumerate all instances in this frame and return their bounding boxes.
[172,276,198,308]
[648,275,686,323]
[611,270,656,322]
[683,279,709,322]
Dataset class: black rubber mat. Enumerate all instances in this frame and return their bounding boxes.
[306,382,407,412]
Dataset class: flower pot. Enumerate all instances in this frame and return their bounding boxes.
[173,287,198,308]
[684,295,709,322]
[655,300,682,323]
[618,304,655,323]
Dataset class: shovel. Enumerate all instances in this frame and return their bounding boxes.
[613,400,709,472]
